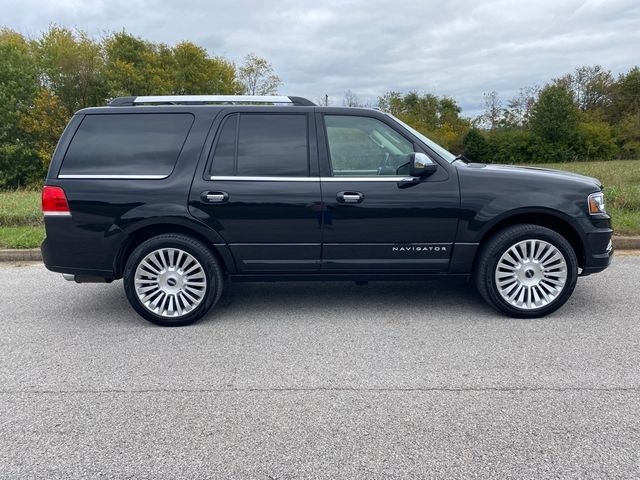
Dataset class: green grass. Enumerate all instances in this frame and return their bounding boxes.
[0,190,44,248]
[0,190,42,227]
[0,161,638,248]
[0,226,44,249]
[527,160,640,236]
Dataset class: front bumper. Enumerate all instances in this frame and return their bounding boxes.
[580,228,613,276]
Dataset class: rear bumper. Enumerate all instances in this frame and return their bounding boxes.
[41,235,115,279]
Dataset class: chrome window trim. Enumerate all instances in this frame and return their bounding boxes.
[43,211,72,217]
[209,176,319,182]
[58,174,168,179]
[208,175,413,182]
[322,176,413,182]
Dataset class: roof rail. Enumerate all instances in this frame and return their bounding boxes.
[108,95,316,107]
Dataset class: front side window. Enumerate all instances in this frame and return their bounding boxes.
[60,113,193,177]
[209,113,309,177]
[324,115,413,176]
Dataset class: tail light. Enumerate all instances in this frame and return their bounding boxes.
[42,186,71,217]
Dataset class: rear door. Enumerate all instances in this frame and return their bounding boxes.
[317,111,460,272]
[189,108,322,273]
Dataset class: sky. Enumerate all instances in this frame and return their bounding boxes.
[2,0,639,116]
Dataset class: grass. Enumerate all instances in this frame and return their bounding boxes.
[527,160,640,236]
[0,226,44,249]
[0,190,44,248]
[0,190,42,227]
[0,160,638,248]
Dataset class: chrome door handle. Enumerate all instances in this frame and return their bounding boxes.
[202,191,229,203]
[337,191,364,203]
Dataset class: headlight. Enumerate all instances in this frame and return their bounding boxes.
[588,192,606,215]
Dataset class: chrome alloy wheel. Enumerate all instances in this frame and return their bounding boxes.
[494,239,568,310]
[134,248,207,317]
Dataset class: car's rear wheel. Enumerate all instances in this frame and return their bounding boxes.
[123,234,224,326]
[474,224,578,318]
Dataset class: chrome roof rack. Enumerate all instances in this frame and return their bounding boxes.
[108,95,316,107]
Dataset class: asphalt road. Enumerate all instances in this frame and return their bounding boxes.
[1,257,639,479]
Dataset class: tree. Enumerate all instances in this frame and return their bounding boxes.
[20,89,69,177]
[34,26,106,114]
[238,53,282,95]
[172,42,241,95]
[462,128,489,162]
[103,31,175,97]
[475,91,503,129]
[343,90,361,107]
[503,85,539,128]
[0,29,40,188]
[529,83,580,144]
[556,65,614,113]
[574,120,617,160]
[378,91,469,151]
[608,67,640,123]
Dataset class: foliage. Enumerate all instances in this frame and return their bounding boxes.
[238,53,282,95]
[378,91,470,151]
[0,26,258,188]
[0,29,40,188]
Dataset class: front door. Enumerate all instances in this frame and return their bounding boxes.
[189,109,322,273]
[317,113,460,272]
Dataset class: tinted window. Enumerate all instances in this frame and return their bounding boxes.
[210,114,238,176]
[324,115,413,176]
[236,114,308,176]
[60,113,193,176]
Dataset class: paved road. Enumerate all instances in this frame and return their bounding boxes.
[1,257,639,479]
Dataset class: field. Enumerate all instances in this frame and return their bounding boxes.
[0,159,638,248]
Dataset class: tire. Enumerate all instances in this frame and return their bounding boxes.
[123,234,224,326]
[474,224,578,318]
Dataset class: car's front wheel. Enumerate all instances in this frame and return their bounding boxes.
[474,224,578,318]
[123,234,224,326]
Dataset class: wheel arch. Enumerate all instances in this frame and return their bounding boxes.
[113,221,235,279]
[474,209,586,269]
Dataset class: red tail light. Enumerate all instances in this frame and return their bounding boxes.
[42,186,71,216]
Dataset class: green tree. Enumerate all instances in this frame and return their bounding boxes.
[34,26,106,114]
[462,128,489,162]
[0,29,40,188]
[378,91,469,151]
[20,89,69,177]
[238,53,282,95]
[574,121,618,160]
[608,67,640,123]
[104,31,175,96]
[557,65,614,114]
[172,42,241,94]
[529,83,580,144]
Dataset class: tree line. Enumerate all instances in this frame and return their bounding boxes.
[1,26,639,189]
[343,65,639,165]
[0,26,281,188]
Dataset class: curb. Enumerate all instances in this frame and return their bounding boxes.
[0,248,42,262]
[2,236,640,263]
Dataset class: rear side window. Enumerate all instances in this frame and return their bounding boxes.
[209,114,309,177]
[60,113,194,177]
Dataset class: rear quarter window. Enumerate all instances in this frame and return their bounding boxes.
[59,113,194,177]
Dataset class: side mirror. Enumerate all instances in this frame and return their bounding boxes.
[409,152,437,177]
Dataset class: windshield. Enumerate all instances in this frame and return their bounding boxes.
[385,114,458,163]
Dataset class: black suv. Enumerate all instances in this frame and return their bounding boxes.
[41,95,613,326]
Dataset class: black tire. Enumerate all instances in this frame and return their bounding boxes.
[123,233,224,326]
[474,224,578,318]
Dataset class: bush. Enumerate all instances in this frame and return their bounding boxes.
[574,121,618,160]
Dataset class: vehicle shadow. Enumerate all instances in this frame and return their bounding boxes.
[81,275,603,327]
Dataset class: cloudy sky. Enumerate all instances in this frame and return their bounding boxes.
[3,0,639,115]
